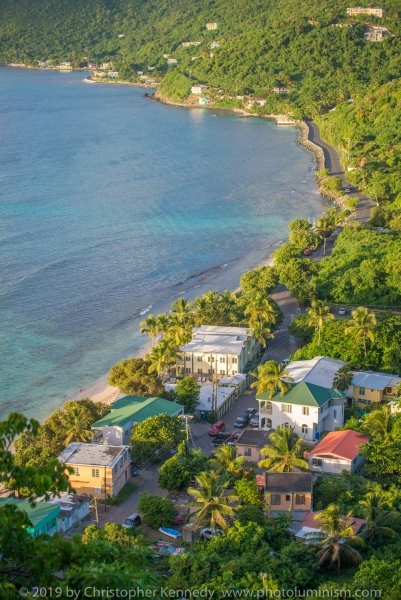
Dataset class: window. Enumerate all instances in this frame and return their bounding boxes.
[114,465,118,474]
[119,458,123,468]
[359,387,365,396]
[123,452,128,463]
[301,424,308,434]
[185,356,191,362]
[92,469,100,478]
[207,356,211,362]
[198,368,203,374]
[302,406,309,416]
[220,357,225,363]
[271,494,281,505]
[73,467,80,476]
[312,458,323,467]
[125,470,128,481]
[295,494,306,505]
[285,495,291,502]
[333,410,337,419]
[386,386,395,395]
[232,357,238,364]
[220,369,225,375]
[281,404,292,413]
[208,369,212,374]
[93,486,101,494]
[284,422,290,428]
[185,367,190,373]
[244,448,252,457]
[197,356,202,362]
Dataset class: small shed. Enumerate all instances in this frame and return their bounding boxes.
[182,522,202,544]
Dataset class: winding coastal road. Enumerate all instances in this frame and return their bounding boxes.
[306,121,375,225]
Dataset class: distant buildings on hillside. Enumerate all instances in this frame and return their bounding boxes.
[347,6,384,17]
[206,22,218,30]
[363,24,391,41]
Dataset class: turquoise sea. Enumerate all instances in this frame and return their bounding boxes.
[0,68,327,420]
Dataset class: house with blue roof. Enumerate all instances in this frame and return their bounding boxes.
[91,396,184,445]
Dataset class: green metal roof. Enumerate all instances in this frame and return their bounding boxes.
[0,498,60,531]
[91,396,183,429]
[257,382,346,407]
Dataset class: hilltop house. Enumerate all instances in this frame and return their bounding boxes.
[265,473,313,512]
[247,98,266,107]
[0,498,59,537]
[91,396,183,446]
[210,41,220,48]
[59,62,72,70]
[108,71,119,78]
[191,85,209,94]
[273,87,288,93]
[182,41,201,47]
[167,58,178,65]
[347,7,384,17]
[177,325,258,379]
[257,382,346,442]
[206,22,218,30]
[363,25,391,41]
[306,430,369,475]
[58,443,130,498]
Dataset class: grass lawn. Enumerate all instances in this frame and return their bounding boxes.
[106,482,138,506]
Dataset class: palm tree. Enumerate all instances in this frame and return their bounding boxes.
[191,296,209,326]
[361,405,393,441]
[147,339,181,376]
[306,299,334,346]
[171,297,192,326]
[251,360,293,398]
[139,314,158,346]
[358,492,399,541]
[258,427,309,472]
[249,322,274,358]
[345,307,377,358]
[63,406,94,444]
[209,444,245,475]
[188,472,238,531]
[306,504,364,575]
[155,313,170,337]
[166,314,192,345]
[244,293,277,327]
[333,365,353,392]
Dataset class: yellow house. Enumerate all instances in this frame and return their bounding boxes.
[351,372,400,408]
[265,473,313,512]
[58,443,131,499]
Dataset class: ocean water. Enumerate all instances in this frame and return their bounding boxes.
[0,68,327,420]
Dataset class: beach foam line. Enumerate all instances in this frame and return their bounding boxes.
[139,304,153,315]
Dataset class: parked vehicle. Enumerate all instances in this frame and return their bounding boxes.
[280,358,290,366]
[122,513,141,528]
[201,528,224,540]
[234,411,250,428]
[250,413,259,427]
[344,187,351,193]
[208,420,226,436]
[303,248,312,256]
[338,307,347,315]
[245,407,257,417]
[211,432,231,448]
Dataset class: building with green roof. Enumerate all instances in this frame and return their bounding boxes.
[0,498,59,537]
[91,396,184,446]
[257,382,346,443]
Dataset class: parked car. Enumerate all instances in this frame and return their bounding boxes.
[344,187,351,193]
[234,411,250,428]
[211,432,231,448]
[122,513,141,528]
[208,421,226,436]
[245,407,257,417]
[280,358,290,366]
[201,528,224,540]
[303,248,312,256]
[250,413,259,427]
[338,307,347,315]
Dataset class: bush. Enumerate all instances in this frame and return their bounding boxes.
[137,492,175,529]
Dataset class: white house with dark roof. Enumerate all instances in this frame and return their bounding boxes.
[177,325,258,379]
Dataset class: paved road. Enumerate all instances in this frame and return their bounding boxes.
[306,121,375,225]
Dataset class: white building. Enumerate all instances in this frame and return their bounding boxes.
[306,430,369,475]
[108,71,119,78]
[177,325,258,379]
[347,7,384,17]
[43,493,90,534]
[284,356,346,388]
[191,85,209,94]
[257,381,346,443]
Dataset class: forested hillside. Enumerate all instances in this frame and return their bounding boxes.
[1,0,401,113]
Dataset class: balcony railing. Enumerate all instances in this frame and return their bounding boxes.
[260,407,272,415]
